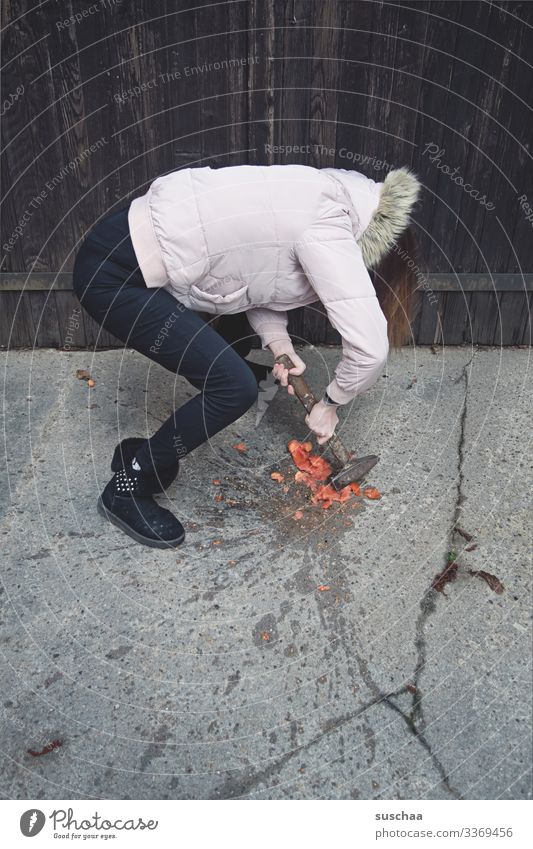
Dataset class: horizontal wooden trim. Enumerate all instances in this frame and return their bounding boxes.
[0,273,73,291]
[414,274,533,293]
[0,272,532,292]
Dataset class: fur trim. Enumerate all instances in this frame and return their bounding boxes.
[357,167,421,268]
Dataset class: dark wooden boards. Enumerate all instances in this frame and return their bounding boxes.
[0,280,529,349]
[1,0,532,349]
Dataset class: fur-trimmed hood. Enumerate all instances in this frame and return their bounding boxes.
[321,166,421,268]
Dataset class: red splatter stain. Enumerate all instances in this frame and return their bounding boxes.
[27,739,63,757]
[260,631,270,642]
[456,526,474,542]
[233,442,247,453]
[469,570,504,594]
[406,683,417,694]
[432,560,459,595]
[271,472,284,482]
[293,510,304,520]
[317,585,331,592]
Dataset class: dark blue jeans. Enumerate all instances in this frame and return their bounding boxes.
[72,205,259,472]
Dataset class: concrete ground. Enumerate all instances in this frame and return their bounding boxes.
[0,345,531,800]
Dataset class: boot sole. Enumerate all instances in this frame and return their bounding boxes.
[97,497,185,549]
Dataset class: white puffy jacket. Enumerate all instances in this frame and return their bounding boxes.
[128,164,420,404]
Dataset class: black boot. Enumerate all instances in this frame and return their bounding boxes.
[111,437,179,493]
[98,457,185,548]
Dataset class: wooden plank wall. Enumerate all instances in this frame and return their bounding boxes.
[1,0,532,349]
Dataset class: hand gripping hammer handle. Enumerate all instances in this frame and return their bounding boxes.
[274,354,351,467]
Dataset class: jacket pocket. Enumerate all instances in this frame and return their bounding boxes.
[189,275,249,311]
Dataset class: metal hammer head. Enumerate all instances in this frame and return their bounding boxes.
[330,454,380,491]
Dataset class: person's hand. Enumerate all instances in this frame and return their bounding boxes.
[305,399,339,445]
[269,341,306,397]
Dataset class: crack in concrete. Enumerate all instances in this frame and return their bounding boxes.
[450,351,474,542]
[213,691,391,799]
[390,351,476,799]
[355,652,462,799]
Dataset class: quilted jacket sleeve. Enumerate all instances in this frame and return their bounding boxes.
[246,307,292,349]
[294,214,389,405]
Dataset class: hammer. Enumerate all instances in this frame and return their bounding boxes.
[275,354,379,490]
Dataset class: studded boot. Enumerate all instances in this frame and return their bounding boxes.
[111,437,180,493]
[98,456,185,548]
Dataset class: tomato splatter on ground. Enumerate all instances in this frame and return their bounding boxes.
[233,442,247,453]
[287,440,380,509]
[432,560,459,595]
[469,569,504,594]
[214,494,223,502]
[456,526,474,542]
[212,479,221,485]
[270,472,284,482]
[260,631,270,642]
[27,739,63,757]
[288,439,331,482]
[293,510,303,520]
[317,585,331,592]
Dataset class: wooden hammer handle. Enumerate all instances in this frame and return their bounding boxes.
[274,354,351,467]
[274,354,317,414]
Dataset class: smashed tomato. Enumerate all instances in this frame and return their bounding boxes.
[288,440,332,482]
[287,440,381,509]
